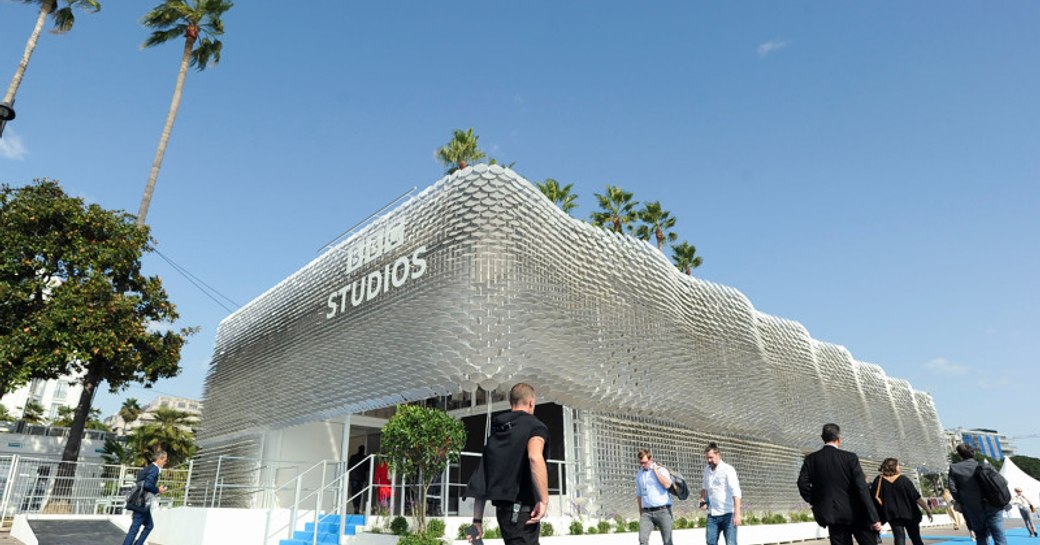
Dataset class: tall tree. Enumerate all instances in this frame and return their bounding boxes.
[137,0,233,225]
[535,178,578,215]
[0,180,192,510]
[436,128,485,174]
[635,201,677,250]
[2,0,101,132]
[118,397,143,433]
[590,185,638,233]
[134,407,196,466]
[670,241,703,274]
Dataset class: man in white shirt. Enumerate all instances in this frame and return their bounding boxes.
[700,442,741,545]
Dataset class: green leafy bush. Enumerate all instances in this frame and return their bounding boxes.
[696,516,707,528]
[397,534,442,545]
[763,512,787,524]
[540,522,554,537]
[484,527,501,539]
[627,520,640,532]
[614,516,627,533]
[674,516,689,529]
[569,520,584,535]
[597,520,611,534]
[390,516,409,535]
[456,523,469,540]
[587,526,598,534]
[792,511,814,522]
[426,518,445,538]
[743,512,760,525]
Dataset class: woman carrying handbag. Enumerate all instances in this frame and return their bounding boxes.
[870,458,932,545]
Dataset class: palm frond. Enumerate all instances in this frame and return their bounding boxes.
[51,6,74,32]
[191,37,222,70]
[143,26,186,48]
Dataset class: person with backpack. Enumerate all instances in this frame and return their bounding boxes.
[700,442,742,545]
[948,443,1008,545]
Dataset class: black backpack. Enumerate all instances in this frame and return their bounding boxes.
[974,462,1011,508]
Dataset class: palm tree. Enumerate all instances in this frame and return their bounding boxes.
[118,398,142,433]
[590,185,638,233]
[0,404,11,422]
[671,241,703,275]
[137,0,233,225]
[535,178,578,215]
[19,400,45,425]
[134,407,196,465]
[635,201,678,250]
[2,0,101,133]
[436,128,485,174]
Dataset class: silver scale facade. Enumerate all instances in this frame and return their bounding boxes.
[197,165,948,516]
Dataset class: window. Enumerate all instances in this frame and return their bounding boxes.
[52,382,69,402]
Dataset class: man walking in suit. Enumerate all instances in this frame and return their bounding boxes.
[948,443,1008,545]
[122,450,168,545]
[797,423,882,545]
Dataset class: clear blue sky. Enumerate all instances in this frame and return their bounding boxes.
[2,2,1038,455]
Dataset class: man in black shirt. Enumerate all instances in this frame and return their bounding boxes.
[347,445,368,513]
[466,383,550,545]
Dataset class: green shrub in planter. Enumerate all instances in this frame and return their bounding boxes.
[627,520,640,532]
[587,526,598,534]
[540,522,554,537]
[484,527,501,539]
[569,520,584,535]
[597,520,610,534]
[426,518,445,538]
[613,516,627,533]
[397,533,442,545]
[390,516,409,535]
[456,523,469,540]
[696,516,707,528]
[743,512,760,525]
[674,517,689,529]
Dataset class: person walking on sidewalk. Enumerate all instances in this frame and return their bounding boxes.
[700,442,741,545]
[636,448,674,545]
[1010,488,1037,537]
[869,458,932,545]
[122,450,168,545]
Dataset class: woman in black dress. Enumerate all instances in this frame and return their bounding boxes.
[870,458,933,545]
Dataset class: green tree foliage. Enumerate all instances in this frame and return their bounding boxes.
[670,241,704,274]
[3,0,101,116]
[52,406,106,430]
[137,0,233,225]
[948,449,1003,470]
[381,404,466,533]
[635,201,678,250]
[1011,456,1040,481]
[436,128,486,174]
[101,436,139,466]
[134,407,196,466]
[590,185,638,234]
[535,178,578,215]
[0,404,11,421]
[118,397,142,432]
[0,180,192,507]
[19,400,46,424]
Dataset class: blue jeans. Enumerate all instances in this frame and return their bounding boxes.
[706,512,737,545]
[966,509,1006,545]
[122,508,154,545]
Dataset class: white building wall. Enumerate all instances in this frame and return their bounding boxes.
[1,375,84,422]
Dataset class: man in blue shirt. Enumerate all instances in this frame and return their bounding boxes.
[636,448,673,545]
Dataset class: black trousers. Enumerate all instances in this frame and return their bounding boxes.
[890,520,924,545]
[495,504,540,545]
[827,523,877,545]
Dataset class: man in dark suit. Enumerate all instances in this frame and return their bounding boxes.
[122,450,168,545]
[948,443,1007,545]
[797,423,882,545]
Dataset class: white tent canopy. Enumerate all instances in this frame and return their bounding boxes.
[1000,457,1040,503]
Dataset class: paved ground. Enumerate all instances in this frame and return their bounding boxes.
[795,519,1033,545]
[0,532,24,545]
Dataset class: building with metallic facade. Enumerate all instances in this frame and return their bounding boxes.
[195,165,948,517]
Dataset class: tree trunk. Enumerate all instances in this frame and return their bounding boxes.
[137,34,196,225]
[656,228,664,250]
[45,363,100,511]
[2,0,54,106]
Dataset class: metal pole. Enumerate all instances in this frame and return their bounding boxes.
[184,459,194,507]
[365,455,374,519]
[339,414,351,542]
[0,455,19,522]
[213,456,224,508]
[289,475,302,540]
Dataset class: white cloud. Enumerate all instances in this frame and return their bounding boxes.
[757,39,788,58]
[924,357,968,375]
[0,130,28,160]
